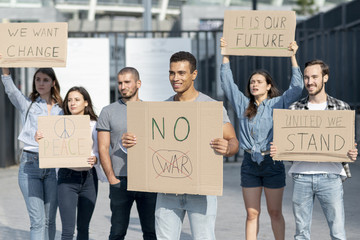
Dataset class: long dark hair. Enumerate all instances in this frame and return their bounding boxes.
[63,86,98,121]
[244,70,281,119]
[29,68,62,106]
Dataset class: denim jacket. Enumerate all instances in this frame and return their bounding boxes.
[1,74,63,152]
[220,62,304,164]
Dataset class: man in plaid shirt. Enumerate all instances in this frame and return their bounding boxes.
[271,60,358,240]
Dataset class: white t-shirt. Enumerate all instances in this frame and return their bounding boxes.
[56,121,108,182]
[288,101,346,177]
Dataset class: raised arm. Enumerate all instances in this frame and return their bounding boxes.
[1,53,10,76]
[220,37,249,117]
[1,66,30,113]
[275,42,303,108]
[2,68,10,76]
[221,37,230,64]
[288,41,299,67]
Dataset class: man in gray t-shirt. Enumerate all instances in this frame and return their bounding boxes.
[97,67,156,240]
[122,52,239,240]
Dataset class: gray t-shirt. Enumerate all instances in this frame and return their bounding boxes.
[166,91,230,124]
[96,99,128,176]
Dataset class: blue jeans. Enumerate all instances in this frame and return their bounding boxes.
[57,168,98,240]
[109,177,157,240]
[292,173,346,240]
[18,150,58,240]
[155,193,217,240]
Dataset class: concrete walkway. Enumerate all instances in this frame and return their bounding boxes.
[0,160,359,239]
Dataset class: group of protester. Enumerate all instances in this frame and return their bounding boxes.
[1,37,357,240]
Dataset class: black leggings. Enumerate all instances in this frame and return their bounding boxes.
[57,168,98,240]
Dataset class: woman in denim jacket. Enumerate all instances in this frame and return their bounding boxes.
[37,86,107,240]
[1,67,62,240]
[220,38,303,240]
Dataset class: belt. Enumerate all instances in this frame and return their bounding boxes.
[116,176,127,180]
[23,149,38,154]
[245,149,270,156]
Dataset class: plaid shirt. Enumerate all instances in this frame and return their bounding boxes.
[289,95,352,178]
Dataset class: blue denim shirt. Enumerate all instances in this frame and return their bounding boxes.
[1,74,63,152]
[220,63,303,164]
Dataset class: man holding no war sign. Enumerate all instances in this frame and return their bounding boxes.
[0,22,68,67]
[122,51,239,240]
[222,10,296,57]
[271,60,358,239]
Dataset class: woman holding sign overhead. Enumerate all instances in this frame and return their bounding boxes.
[220,38,303,240]
[36,86,106,240]
[1,65,62,240]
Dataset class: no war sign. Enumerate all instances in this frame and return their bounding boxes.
[127,101,224,196]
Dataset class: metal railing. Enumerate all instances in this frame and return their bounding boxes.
[1,24,360,166]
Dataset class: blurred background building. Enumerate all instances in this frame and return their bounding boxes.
[1,0,360,166]
[0,0,353,31]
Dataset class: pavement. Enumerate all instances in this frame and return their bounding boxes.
[0,159,359,240]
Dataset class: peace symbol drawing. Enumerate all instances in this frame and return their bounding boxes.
[54,117,75,139]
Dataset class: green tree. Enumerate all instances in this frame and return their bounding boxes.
[294,0,319,16]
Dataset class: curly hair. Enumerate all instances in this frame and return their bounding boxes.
[170,51,197,73]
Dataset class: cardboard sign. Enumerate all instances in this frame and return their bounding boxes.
[127,101,224,196]
[222,10,296,57]
[38,115,92,168]
[273,109,355,162]
[0,22,68,67]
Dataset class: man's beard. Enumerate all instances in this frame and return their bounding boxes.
[308,79,325,96]
[121,87,138,99]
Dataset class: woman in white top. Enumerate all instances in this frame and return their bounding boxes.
[37,86,106,240]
